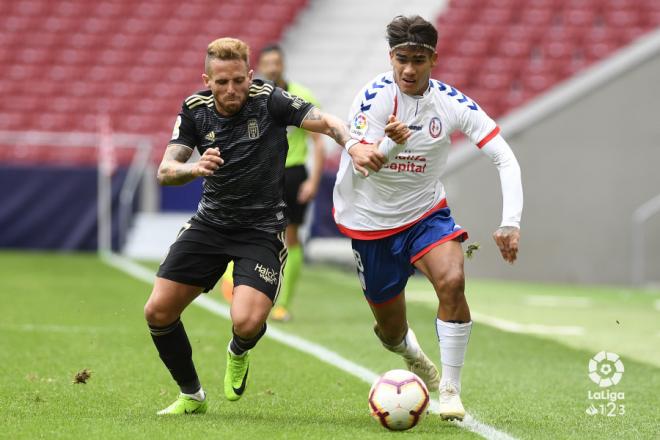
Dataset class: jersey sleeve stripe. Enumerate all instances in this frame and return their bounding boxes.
[299,105,316,126]
[476,126,501,148]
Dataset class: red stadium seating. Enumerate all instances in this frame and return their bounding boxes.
[0,0,308,165]
[433,0,660,120]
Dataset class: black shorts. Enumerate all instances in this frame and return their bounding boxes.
[284,165,308,225]
[157,218,287,302]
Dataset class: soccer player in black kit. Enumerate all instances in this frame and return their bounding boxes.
[144,37,384,414]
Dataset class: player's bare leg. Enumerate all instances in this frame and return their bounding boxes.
[224,284,272,401]
[144,278,207,414]
[414,239,471,421]
[369,293,440,391]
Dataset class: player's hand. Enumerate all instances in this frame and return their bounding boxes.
[193,147,224,177]
[348,142,386,177]
[492,226,520,264]
[384,115,411,145]
[297,178,318,204]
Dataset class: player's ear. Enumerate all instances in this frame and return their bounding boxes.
[202,73,211,89]
[430,51,438,68]
[247,69,254,81]
[389,50,395,66]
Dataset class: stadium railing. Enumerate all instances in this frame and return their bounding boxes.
[0,130,155,253]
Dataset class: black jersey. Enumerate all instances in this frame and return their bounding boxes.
[169,80,314,233]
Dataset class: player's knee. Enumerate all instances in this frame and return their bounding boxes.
[434,271,465,300]
[144,301,174,326]
[232,314,265,338]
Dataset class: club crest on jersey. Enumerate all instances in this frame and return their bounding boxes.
[350,112,368,137]
[429,117,442,138]
[247,119,259,139]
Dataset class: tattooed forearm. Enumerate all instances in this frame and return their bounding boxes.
[157,144,196,186]
[301,108,351,145]
[328,124,350,146]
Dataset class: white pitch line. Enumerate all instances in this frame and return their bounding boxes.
[101,253,517,440]
[470,312,584,336]
[407,290,584,336]
[523,295,591,308]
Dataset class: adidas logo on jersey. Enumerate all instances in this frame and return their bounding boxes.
[205,131,215,141]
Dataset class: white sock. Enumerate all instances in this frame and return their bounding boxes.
[379,327,422,361]
[436,319,472,392]
[183,387,206,402]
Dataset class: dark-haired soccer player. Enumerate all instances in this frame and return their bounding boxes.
[144,37,382,415]
[334,16,523,420]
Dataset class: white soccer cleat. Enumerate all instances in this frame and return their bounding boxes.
[438,382,465,421]
[405,350,441,391]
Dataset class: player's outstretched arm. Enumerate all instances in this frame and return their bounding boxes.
[157,144,224,186]
[479,134,523,264]
[301,108,386,177]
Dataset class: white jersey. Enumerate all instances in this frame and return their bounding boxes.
[333,71,521,239]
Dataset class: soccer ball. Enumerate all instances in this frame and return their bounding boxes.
[368,369,430,431]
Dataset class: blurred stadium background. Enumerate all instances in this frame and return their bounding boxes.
[1,0,659,286]
[2,1,660,438]
[2,0,659,286]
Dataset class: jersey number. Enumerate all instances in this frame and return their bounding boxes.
[353,250,367,291]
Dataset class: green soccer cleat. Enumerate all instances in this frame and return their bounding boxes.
[224,350,250,401]
[157,394,208,415]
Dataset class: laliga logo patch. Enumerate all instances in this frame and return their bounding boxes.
[350,112,368,137]
[588,351,624,388]
[429,117,442,138]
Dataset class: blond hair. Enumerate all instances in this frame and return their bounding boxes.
[205,37,250,73]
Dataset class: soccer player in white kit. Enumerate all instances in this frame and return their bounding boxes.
[333,15,523,420]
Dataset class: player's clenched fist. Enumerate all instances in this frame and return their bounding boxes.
[193,147,224,177]
[348,142,386,177]
[384,115,411,145]
[492,226,520,264]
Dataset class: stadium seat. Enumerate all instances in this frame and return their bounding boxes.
[0,0,309,166]
[603,9,641,28]
[432,0,659,119]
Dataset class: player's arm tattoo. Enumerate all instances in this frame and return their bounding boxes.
[157,144,196,186]
[305,107,323,121]
[302,108,350,146]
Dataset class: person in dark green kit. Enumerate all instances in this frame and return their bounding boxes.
[257,44,325,321]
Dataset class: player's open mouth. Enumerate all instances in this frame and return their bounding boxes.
[402,78,416,84]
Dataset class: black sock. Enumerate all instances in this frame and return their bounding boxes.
[149,318,201,395]
[230,323,267,356]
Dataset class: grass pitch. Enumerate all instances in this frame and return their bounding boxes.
[0,251,658,439]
